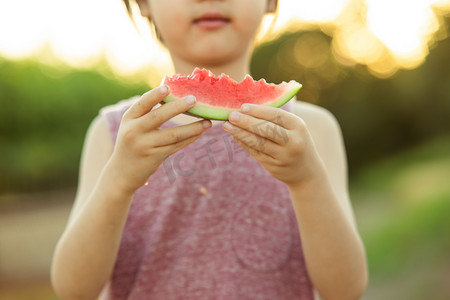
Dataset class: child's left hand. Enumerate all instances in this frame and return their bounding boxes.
[223,103,324,188]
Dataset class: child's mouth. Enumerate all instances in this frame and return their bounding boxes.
[194,13,231,29]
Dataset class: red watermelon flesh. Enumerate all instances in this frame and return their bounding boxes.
[162,68,302,120]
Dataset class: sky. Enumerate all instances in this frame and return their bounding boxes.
[0,0,449,81]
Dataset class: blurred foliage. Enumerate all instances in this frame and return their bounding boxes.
[1,17,450,198]
[0,58,149,195]
[350,135,450,299]
[252,16,450,174]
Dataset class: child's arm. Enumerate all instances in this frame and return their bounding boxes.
[223,103,368,300]
[51,86,211,300]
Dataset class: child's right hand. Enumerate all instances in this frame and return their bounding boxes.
[107,85,211,195]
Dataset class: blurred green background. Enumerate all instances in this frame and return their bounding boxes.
[1,1,450,299]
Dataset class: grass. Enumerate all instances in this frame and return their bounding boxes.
[0,57,150,195]
[0,279,59,300]
[350,135,450,299]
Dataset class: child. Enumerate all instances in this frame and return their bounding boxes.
[51,0,368,299]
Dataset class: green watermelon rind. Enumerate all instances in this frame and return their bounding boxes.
[162,80,302,120]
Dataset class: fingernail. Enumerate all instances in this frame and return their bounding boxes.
[185,95,196,105]
[160,85,168,94]
[241,103,250,113]
[223,121,233,131]
[229,111,240,122]
[202,120,212,129]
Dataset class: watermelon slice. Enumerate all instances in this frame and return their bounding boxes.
[162,68,302,120]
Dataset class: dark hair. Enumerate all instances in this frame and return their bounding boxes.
[122,0,132,19]
[121,0,163,42]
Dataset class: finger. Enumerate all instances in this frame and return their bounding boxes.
[231,130,277,163]
[124,85,170,119]
[160,133,203,157]
[224,123,280,160]
[239,104,298,130]
[154,119,212,147]
[226,111,290,145]
[143,95,196,129]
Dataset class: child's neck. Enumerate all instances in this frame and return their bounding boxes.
[171,55,251,82]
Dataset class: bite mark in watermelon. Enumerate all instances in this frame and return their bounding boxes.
[162,68,302,120]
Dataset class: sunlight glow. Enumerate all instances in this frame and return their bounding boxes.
[0,0,449,79]
[278,0,350,24]
[366,0,440,68]
[49,1,106,67]
[330,0,450,76]
[0,1,49,59]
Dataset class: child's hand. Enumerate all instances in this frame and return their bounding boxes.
[223,103,323,188]
[108,86,212,195]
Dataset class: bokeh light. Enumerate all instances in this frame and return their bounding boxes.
[278,0,350,24]
[329,0,450,77]
[0,0,449,81]
[366,0,439,68]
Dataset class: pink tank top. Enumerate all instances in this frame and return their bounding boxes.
[100,97,314,300]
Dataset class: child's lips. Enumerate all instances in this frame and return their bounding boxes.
[193,13,231,29]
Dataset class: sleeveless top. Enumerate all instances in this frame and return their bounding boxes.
[99,97,314,300]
